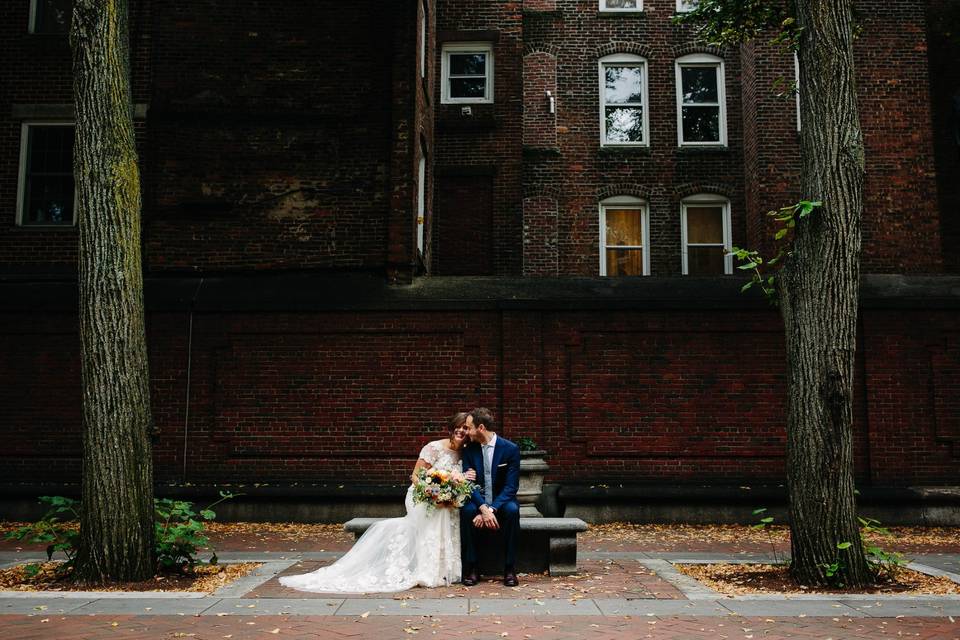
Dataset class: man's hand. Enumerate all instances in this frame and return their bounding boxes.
[464,469,477,481]
[480,505,499,530]
[472,514,484,528]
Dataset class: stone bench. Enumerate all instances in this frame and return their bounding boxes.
[344,517,588,576]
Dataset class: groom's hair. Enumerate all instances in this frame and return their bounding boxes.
[470,407,496,432]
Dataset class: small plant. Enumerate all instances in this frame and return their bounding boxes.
[859,517,907,580]
[516,437,539,452]
[155,490,236,573]
[750,507,781,564]
[6,491,237,581]
[4,496,80,578]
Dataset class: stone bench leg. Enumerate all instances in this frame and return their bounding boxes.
[548,533,578,576]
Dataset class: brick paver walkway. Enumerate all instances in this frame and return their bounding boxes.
[256,557,680,600]
[1,614,957,640]
[2,523,958,639]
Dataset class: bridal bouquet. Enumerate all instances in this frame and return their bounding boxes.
[412,468,475,510]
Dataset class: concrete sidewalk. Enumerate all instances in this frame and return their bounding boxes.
[1,531,958,638]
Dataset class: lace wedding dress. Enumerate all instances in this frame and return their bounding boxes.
[279,440,462,593]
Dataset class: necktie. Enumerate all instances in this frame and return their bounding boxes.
[482,444,493,504]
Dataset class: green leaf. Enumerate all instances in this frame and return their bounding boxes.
[752,508,768,515]
[760,517,774,524]
[738,262,758,270]
[774,228,789,241]
[741,281,755,293]
[837,541,852,550]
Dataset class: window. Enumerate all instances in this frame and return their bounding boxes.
[675,0,698,12]
[600,0,642,11]
[794,52,801,132]
[417,147,427,254]
[441,43,493,104]
[599,54,649,146]
[676,54,727,146]
[681,196,732,275]
[29,0,71,34]
[17,123,76,227]
[419,1,427,79]
[600,196,649,276]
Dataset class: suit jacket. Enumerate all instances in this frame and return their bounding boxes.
[462,435,520,512]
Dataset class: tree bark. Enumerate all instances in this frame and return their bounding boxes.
[70,0,155,584]
[781,0,872,586]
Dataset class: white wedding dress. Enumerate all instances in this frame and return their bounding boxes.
[279,440,462,593]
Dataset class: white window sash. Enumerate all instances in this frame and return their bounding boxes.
[675,56,727,147]
[599,0,644,11]
[441,43,494,104]
[599,55,649,147]
[680,198,732,275]
[599,198,650,276]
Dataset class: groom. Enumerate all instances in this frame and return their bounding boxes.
[460,407,521,587]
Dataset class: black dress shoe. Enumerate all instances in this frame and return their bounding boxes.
[462,569,479,586]
[503,571,519,587]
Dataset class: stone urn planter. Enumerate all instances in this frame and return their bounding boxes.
[518,448,549,517]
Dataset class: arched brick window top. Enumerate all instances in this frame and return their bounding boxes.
[597,185,653,201]
[596,42,654,60]
[673,184,732,200]
[671,43,725,60]
[523,44,560,58]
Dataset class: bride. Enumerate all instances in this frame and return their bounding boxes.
[279,413,474,593]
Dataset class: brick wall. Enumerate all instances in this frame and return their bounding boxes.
[0,303,955,486]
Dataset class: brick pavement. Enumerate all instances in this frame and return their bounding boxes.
[255,558,681,600]
[0,614,958,640]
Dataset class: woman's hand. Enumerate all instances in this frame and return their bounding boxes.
[464,469,477,482]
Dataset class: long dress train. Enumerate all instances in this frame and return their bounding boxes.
[278,441,461,593]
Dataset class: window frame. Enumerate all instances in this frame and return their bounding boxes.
[680,194,732,275]
[599,195,650,277]
[16,121,78,228]
[675,0,698,13]
[417,147,427,254]
[675,53,727,147]
[28,0,70,34]
[440,42,494,104]
[599,53,650,148]
[419,0,427,80]
[794,52,801,132]
[599,0,643,12]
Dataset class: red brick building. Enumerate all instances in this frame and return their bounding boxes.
[1,0,957,520]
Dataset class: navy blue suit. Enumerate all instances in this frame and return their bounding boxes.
[460,435,521,570]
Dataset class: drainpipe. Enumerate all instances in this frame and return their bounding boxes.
[182,277,204,483]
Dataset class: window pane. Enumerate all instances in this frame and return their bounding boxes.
[449,78,486,98]
[35,0,72,33]
[605,208,643,246]
[605,107,644,143]
[681,66,718,103]
[677,0,698,11]
[605,0,639,8]
[682,105,720,142]
[449,53,486,76]
[687,246,726,275]
[29,127,74,173]
[605,66,643,104]
[606,249,643,276]
[25,175,75,225]
[686,206,724,243]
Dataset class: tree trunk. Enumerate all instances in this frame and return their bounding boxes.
[70,0,155,584]
[781,0,872,587]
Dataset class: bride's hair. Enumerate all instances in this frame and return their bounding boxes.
[447,411,469,432]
